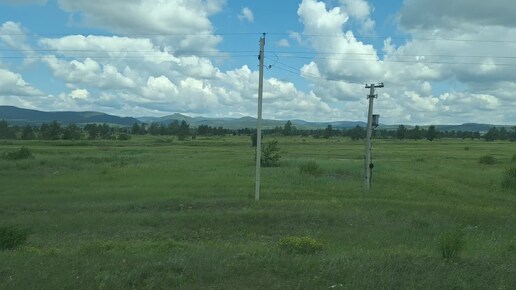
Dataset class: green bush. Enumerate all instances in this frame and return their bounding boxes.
[278,236,323,254]
[259,140,281,167]
[479,155,496,165]
[2,147,33,160]
[512,154,516,162]
[0,226,29,250]
[117,133,131,141]
[464,146,470,151]
[501,167,516,191]
[299,161,323,176]
[438,230,464,260]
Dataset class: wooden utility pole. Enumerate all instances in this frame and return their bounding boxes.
[255,34,265,201]
[364,83,383,191]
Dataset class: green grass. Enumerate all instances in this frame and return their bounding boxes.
[1,136,515,289]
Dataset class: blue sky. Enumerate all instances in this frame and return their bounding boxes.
[0,0,515,124]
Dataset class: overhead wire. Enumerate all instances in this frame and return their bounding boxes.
[1,31,516,43]
[1,30,516,67]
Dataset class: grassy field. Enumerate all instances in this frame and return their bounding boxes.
[1,136,515,289]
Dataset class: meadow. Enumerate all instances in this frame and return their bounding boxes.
[1,136,515,289]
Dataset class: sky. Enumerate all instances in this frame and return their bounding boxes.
[0,0,515,125]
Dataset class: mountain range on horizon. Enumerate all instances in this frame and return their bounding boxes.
[0,105,505,132]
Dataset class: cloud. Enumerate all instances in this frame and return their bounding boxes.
[70,88,90,100]
[0,68,42,96]
[42,56,136,89]
[0,21,36,60]
[39,34,178,63]
[57,0,225,51]
[291,0,516,124]
[276,39,290,47]
[297,0,384,82]
[340,0,375,33]
[238,7,254,23]
[400,0,516,30]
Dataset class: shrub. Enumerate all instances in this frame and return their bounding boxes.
[2,147,33,160]
[512,154,516,162]
[479,155,496,165]
[501,167,516,191]
[299,161,323,176]
[438,230,464,260]
[464,146,470,151]
[278,236,323,254]
[117,133,131,141]
[259,140,281,167]
[0,226,29,250]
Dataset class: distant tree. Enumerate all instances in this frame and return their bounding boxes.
[20,125,36,140]
[412,125,422,141]
[348,125,365,141]
[197,124,210,136]
[62,123,82,140]
[167,120,180,135]
[40,121,62,140]
[177,120,190,140]
[396,125,407,140]
[131,123,141,135]
[426,125,438,141]
[0,119,16,139]
[283,120,293,136]
[84,124,99,139]
[499,127,509,141]
[149,122,161,135]
[511,127,516,142]
[99,123,113,139]
[323,124,333,139]
[484,127,499,141]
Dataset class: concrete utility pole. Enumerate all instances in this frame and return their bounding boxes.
[255,34,265,201]
[364,83,383,191]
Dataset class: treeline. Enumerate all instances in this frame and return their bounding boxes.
[1,119,515,142]
[0,120,129,140]
[0,119,250,141]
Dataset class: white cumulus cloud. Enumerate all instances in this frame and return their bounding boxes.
[238,7,254,23]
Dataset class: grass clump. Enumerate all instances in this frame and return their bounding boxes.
[479,155,496,165]
[501,167,516,191]
[278,236,323,254]
[0,226,29,250]
[117,133,132,141]
[299,161,323,176]
[438,230,464,260]
[2,147,33,160]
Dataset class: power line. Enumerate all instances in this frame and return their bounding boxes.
[270,55,516,67]
[268,51,516,60]
[267,32,516,44]
[2,31,516,44]
[2,48,515,62]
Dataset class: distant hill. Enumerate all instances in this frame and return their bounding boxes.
[139,115,367,130]
[436,123,495,132]
[0,105,506,131]
[0,106,140,126]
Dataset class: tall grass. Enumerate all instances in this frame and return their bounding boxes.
[0,137,515,289]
